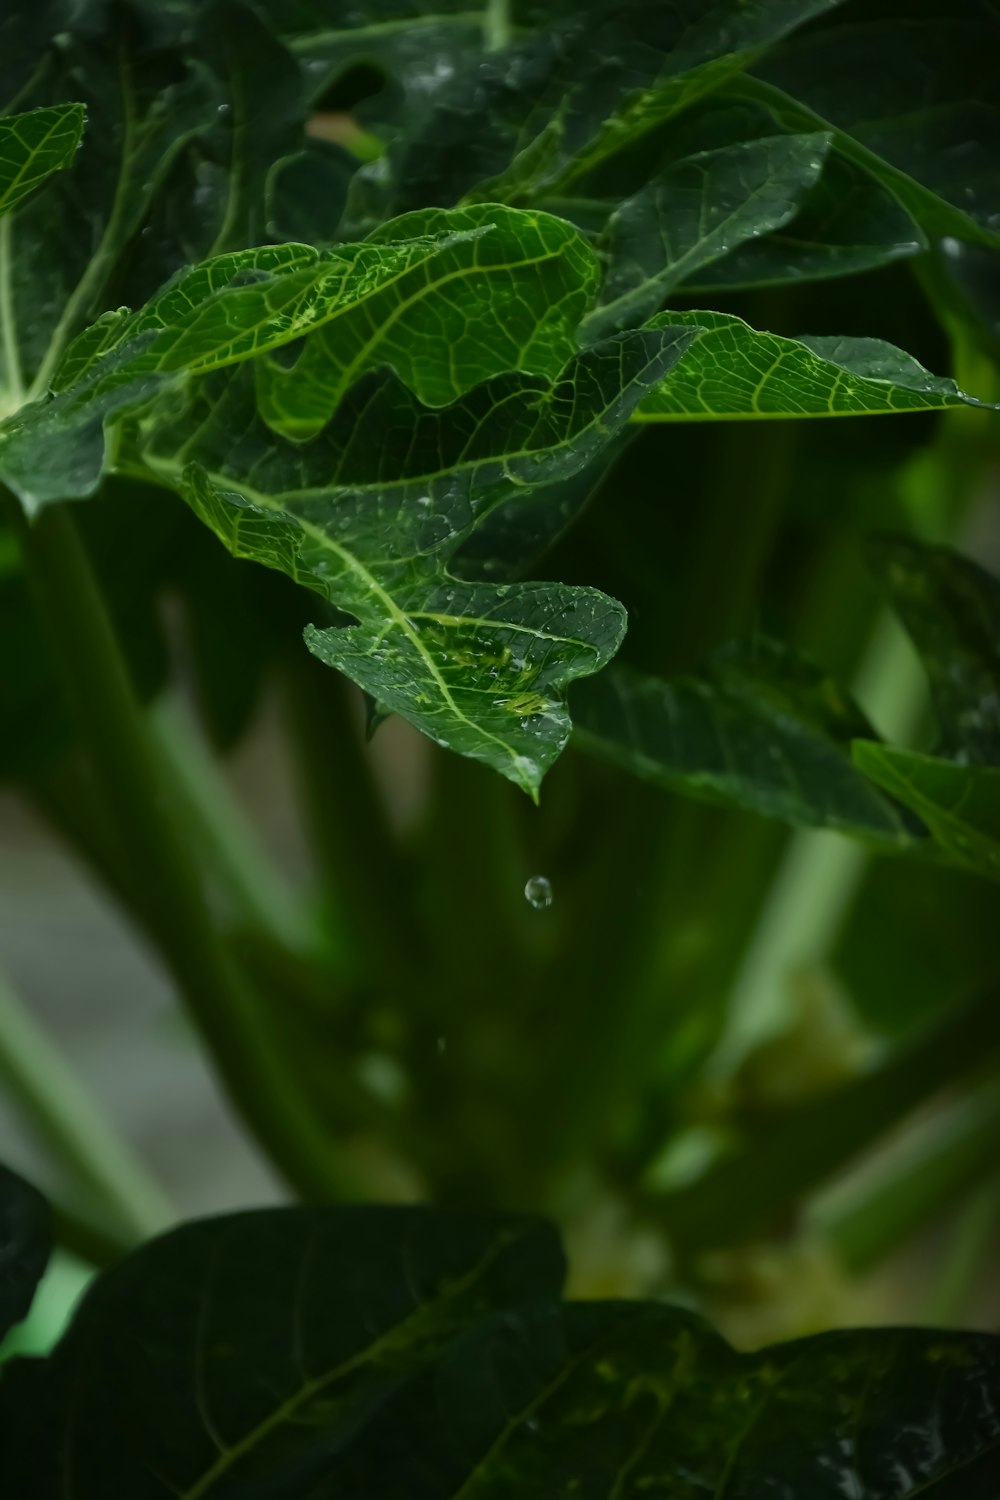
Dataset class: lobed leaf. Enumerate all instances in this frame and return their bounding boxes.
[256,204,600,440]
[4,1202,998,1498]
[127,328,695,794]
[3,204,599,513]
[633,310,998,421]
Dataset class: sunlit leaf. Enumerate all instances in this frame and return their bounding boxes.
[128,328,694,794]
[633,310,998,421]
[256,204,599,440]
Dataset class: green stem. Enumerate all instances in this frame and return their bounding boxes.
[645,980,1000,1256]
[705,608,929,1079]
[28,755,143,925]
[50,1204,136,1270]
[0,967,172,1242]
[0,1249,94,1362]
[283,650,423,982]
[484,0,511,51]
[0,215,24,408]
[925,1178,1000,1328]
[12,498,361,1200]
[810,1075,1000,1272]
[146,696,321,957]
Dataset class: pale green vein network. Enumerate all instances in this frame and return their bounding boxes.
[190,467,532,781]
[0,103,85,219]
[632,310,998,421]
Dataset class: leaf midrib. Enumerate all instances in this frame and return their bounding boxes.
[172,1230,526,1499]
[179,464,528,776]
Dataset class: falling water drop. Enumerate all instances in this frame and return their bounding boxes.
[524,875,553,910]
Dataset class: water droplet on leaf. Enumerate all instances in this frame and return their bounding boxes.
[524,875,553,910]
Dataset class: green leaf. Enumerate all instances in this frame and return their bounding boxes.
[683,137,928,291]
[869,536,1000,765]
[854,743,1000,882]
[255,204,600,441]
[1,203,599,510]
[2,1205,563,1497]
[746,0,1000,246]
[0,1163,50,1344]
[581,130,831,338]
[252,0,499,121]
[633,310,998,421]
[7,1203,999,1497]
[375,0,847,215]
[342,1301,1000,1497]
[0,1,313,409]
[0,104,85,219]
[571,638,920,844]
[128,328,694,793]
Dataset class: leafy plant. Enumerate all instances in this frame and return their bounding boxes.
[2,0,1000,1493]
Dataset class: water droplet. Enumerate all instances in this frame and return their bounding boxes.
[436,1036,447,1055]
[217,103,231,116]
[524,875,553,910]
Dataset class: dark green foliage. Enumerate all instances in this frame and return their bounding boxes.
[2,1199,998,1497]
[2,3,1000,1494]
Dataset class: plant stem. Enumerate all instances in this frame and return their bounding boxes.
[484,0,511,51]
[0,215,24,409]
[282,651,423,982]
[50,1204,136,1270]
[0,1249,94,1362]
[645,980,1000,1256]
[705,608,929,1079]
[146,696,321,957]
[810,1074,1000,1272]
[925,1178,1000,1328]
[12,497,362,1200]
[0,967,173,1243]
